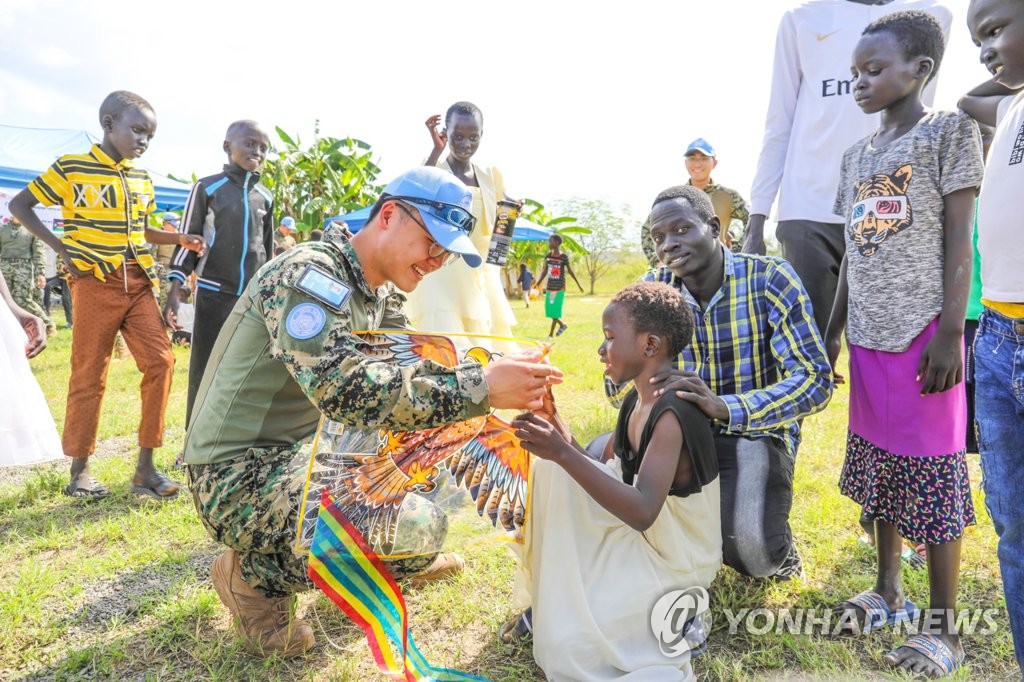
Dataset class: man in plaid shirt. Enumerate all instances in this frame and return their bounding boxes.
[609,185,832,580]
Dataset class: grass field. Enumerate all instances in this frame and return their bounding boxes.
[1,258,1018,681]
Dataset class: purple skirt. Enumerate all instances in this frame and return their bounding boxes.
[840,318,975,544]
[848,317,966,456]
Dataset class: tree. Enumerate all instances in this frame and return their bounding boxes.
[551,197,632,295]
[261,122,384,236]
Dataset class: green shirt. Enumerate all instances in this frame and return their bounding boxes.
[184,234,491,465]
[0,222,46,274]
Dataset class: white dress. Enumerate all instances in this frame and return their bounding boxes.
[0,302,62,466]
[513,394,722,681]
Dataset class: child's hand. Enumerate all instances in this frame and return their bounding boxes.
[533,384,572,443]
[512,412,570,462]
[425,114,447,154]
[15,309,46,358]
[824,333,846,384]
[917,328,963,394]
[163,298,181,331]
[59,251,88,278]
[179,234,206,257]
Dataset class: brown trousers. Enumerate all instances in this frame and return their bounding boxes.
[63,264,174,456]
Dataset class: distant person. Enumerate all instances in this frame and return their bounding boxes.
[959,0,1024,669]
[0,215,54,336]
[517,262,534,307]
[508,282,721,680]
[308,228,323,242]
[537,233,583,339]
[153,212,180,307]
[164,120,274,428]
[640,137,749,266]
[403,102,518,346]
[275,215,297,251]
[743,0,952,337]
[0,269,62,466]
[42,247,72,328]
[171,285,194,347]
[7,90,204,500]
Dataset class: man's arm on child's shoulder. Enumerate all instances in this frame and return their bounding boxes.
[960,78,1021,127]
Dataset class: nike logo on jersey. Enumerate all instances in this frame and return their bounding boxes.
[816,30,840,41]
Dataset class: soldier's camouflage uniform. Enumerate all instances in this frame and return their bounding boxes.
[0,221,53,330]
[640,179,750,267]
[185,232,490,597]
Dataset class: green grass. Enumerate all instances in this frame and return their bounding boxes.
[1,276,1018,681]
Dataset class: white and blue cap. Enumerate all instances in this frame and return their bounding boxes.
[684,137,717,159]
[380,167,480,267]
[280,216,297,231]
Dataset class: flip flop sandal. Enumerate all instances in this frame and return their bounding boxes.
[836,590,919,635]
[130,471,180,500]
[63,475,110,500]
[499,607,533,645]
[888,632,964,676]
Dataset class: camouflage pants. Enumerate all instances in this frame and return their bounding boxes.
[0,259,52,330]
[154,263,172,309]
[188,442,438,598]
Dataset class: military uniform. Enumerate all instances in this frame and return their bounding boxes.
[153,240,177,308]
[274,232,296,252]
[640,179,750,267]
[186,232,490,597]
[0,221,53,330]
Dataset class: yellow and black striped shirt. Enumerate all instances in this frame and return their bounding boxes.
[28,144,157,285]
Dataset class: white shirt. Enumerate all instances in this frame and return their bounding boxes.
[176,301,195,334]
[749,0,952,224]
[977,92,1024,303]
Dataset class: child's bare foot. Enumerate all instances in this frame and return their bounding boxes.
[885,630,964,678]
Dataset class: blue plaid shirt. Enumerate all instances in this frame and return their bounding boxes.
[608,248,832,456]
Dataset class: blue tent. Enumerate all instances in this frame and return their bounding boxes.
[324,207,555,241]
[0,124,192,211]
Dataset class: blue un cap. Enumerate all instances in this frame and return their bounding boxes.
[684,138,717,159]
[380,167,480,267]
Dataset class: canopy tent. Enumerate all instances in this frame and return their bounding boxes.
[324,207,555,241]
[0,124,192,211]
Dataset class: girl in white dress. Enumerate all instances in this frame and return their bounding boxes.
[0,270,62,466]
[403,102,517,350]
[511,283,722,681]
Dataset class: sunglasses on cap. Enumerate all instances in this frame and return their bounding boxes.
[386,195,476,234]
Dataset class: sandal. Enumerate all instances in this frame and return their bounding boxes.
[63,475,110,500]
[886,632,964,677]
[130,471,180,500]
[499,607,533,644]
[834,590,919,635]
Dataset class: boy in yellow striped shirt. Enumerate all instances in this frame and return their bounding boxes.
[9,90,204,500]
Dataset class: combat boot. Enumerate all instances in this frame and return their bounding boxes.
[210,549,315,658]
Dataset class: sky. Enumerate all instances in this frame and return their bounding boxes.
[0,0,990,231]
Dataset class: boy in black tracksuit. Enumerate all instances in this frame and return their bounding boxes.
[164,120,274,426]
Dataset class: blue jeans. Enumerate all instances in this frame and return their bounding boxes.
[974,308,1024,668]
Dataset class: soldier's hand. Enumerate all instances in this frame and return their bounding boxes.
[483,351,564,411]
[36,275,45,289]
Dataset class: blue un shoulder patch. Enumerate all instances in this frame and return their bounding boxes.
[285,302,327,340]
